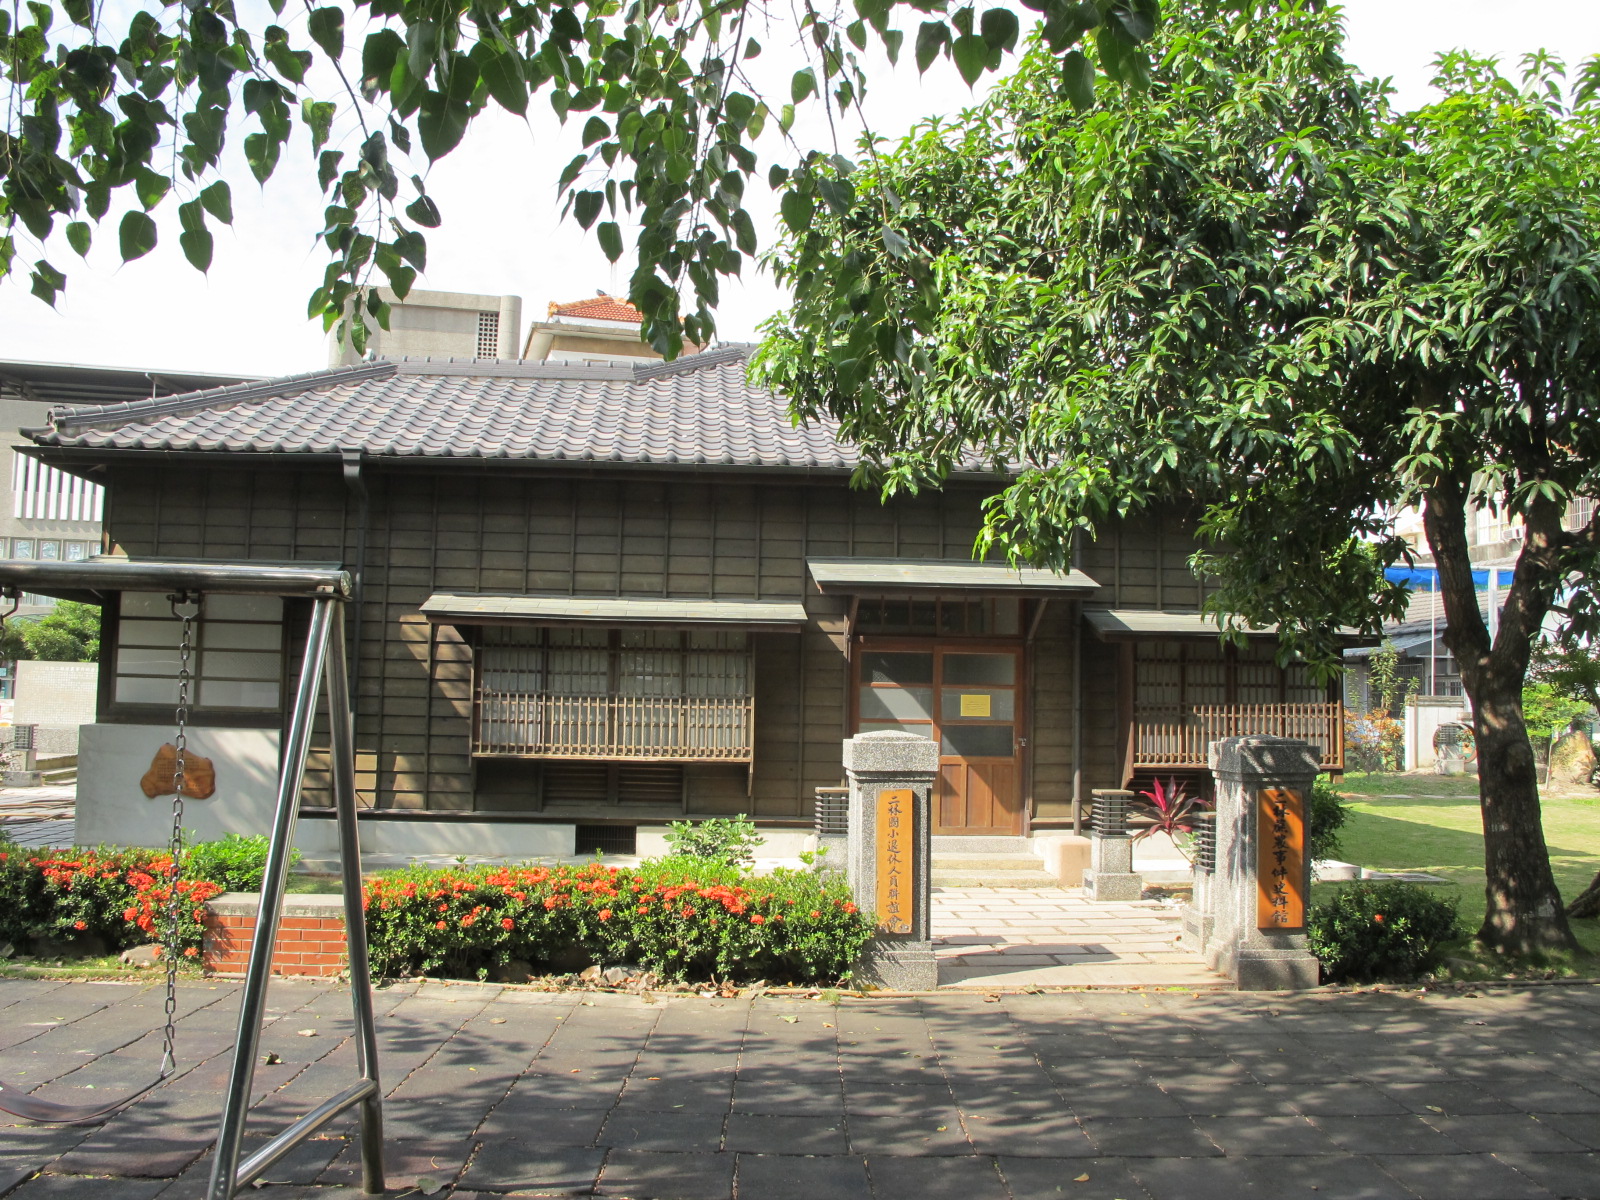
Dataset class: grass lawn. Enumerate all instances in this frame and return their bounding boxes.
[1321,771,1600,963]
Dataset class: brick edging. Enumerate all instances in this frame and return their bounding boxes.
[202,892,349,978]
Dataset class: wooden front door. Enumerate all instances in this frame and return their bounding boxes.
[856,643,1024,835]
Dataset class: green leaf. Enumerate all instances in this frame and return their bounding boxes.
[405,195,442,227]
[200,181,233,224]
[30,260,65,305]
[781,189,815,234]
[744,38,761,59]
[1106,1,1156,43]
[779,104,796,134]
[791,67,817,104]
[477,50,528,116]
[979,8,1020,52]
[302,99,336,151]
[134,168,169,211]
[65,221,91,257]
[118,210,158,261]
[1061,49,1095,111]
[177,199,206,235]
[882,29,904,65]
[816,176,855,215]
[725,92,756,129]
[307,6,344,59]
[244,132,281,183]
[915,22,948,74]
[417,93,470,160]
[180,228,214,272]
[318,151,343,192]
[582,115,610,147]
[597,220,623,263]
[952,34,989,85]
[882,226,909,258]
[573,190,603,229]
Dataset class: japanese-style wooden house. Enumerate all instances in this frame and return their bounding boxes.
[22,348,1343,861]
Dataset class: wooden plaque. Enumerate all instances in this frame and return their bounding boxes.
[876,788,915,935]
[1256,787,1306,931]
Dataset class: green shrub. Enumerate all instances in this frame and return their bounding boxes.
[360,859,871,984]
[183,833,295,893]
[1309,779,1351,863]
[662,814,764,865]
[0,842,222,959]
[1308,881,1461,984]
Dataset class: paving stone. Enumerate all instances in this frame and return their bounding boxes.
[1079,1116,1222,1158]
[599,1107,726,1153]
[317,1136,470,1190]
[1273,1082,1410,1117]
[6,1174,168,1198]
[1312,1114,1471,1155]
[1064,1085,1188,1120]
[865,1154,1009,1200]
[847,1113,973,1156]
[1526,1112,1600,1150]
[43,1115,215,1179]
[1421,1113,1591,1153]
[477,1105,611,1145]
[1238,1154,1417,1200]
[596,1150,735,1199]
[723,1113,847,1155]
[732,1152,871,1200]
[1370,1153,1557,1200]
[843,1082,956,1116]
[459,1142,606,1195]
[1378,1081,1519,1117]
[1127,1155,1266,1199]
[1493,1151,1600,1198]
[1193,1115,1342,1156]
[961,1112,1096,1158]
[995,1155,1151,1199]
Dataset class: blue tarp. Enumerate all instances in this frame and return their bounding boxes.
[1384,566,1496,590]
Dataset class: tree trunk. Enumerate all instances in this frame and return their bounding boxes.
[1424,483,1579,956]
[1468,676,1579,952]
[1569,874,1600,920]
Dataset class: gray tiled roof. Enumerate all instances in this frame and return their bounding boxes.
[28,347,862,470]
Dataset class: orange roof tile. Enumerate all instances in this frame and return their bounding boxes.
[547,295,643,323]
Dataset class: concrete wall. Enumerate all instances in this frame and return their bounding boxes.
[76,723,286,847]
[13,659,99,754]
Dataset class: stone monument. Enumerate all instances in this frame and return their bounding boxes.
[1081,789,1143,901]
[843,729,938,990]
[1196,736,1322,990]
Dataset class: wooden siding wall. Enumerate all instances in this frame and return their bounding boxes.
[104,464,1205,820]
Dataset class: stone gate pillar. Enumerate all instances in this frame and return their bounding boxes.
[1205,736,1322,990]
[844,729,938,990]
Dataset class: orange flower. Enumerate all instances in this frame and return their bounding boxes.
[73,920,87,930]
[810,910,821,919]
[598,909,613,921]
[501,918,514,930]
[436,921,448,930]
[1373,913,1385,924]
[750,915,765,925]
[183,947,199,958]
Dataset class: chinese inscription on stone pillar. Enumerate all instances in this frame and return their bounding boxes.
[1256,787,1306,930]
[876,788,914,934]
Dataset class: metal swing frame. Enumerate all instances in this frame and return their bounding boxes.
[0,557,385,1199]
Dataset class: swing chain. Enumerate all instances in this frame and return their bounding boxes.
[160,591,200,1078]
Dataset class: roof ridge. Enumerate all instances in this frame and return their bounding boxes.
[45,362,396,434]
[631,344,749,381]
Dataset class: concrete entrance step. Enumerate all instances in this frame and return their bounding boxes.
[930,849,1058,889]
[931,835,1031,854]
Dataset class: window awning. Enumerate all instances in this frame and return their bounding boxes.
[420,593,809,632]
[1084,608,1372,644]
[1084,608,1281,641]
[806,557,1099,595]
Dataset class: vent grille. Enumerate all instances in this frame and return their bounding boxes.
[617,764,683,806]
[575,824,638,856]
[476,311,499,358]
[543,762,609,805]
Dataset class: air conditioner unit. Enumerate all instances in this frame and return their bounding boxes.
[1504,525,1525,541]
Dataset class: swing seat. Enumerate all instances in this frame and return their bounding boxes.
[0,1075,160,1125]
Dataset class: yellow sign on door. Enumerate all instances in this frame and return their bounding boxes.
[959,693,992,718]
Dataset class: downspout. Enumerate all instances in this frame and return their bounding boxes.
[341,450,369,751]
[1071,530,1084,837]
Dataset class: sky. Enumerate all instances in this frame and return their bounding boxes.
[2,0,1598,381]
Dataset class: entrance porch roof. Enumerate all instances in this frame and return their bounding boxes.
[806,557,1099,595]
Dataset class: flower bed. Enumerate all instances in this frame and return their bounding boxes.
[0,842,222,960]
[362,857,873,985]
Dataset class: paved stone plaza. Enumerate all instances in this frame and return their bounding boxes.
[931,888,1223,989]
[2,977,1598,1199]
